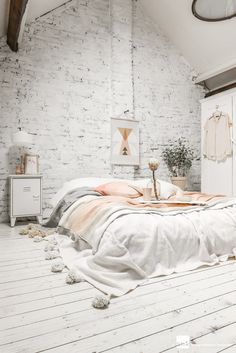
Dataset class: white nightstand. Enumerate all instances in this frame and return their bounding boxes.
[9,175,43,227]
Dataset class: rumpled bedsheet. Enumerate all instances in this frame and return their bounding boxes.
[53,191,236,296]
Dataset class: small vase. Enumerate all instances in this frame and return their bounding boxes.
[15,165,22,175]
[171,176,187,191]
[148,179,160,200]
[143,187,152,201]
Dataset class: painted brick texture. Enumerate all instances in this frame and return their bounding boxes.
[0,0,203,222]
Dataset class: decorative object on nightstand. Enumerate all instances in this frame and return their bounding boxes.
[9,174,43,227]
[24,154,39,174]
[12,127,33,174]
[15,164,22,175]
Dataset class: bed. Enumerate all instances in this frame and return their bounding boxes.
[45,177,236,297]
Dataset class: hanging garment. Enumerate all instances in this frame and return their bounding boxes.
[203,112,232,161]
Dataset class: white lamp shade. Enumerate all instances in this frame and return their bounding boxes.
[12,130,33,146]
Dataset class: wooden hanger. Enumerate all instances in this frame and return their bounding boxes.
[210,105,222,119]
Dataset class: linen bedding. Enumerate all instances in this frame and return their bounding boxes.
[47,180,236,297]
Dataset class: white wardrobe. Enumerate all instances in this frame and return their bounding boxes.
[201,88,236,196]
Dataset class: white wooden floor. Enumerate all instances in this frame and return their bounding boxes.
[0,224,236,353]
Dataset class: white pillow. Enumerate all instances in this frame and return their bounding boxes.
[50,177,183,208]
[131,178,182,199]
[49,177,127,207]
[131,178,150,188]
[158,180,183,199]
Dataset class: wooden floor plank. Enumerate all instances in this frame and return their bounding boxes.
[0,286,99,318]
[0,267,57,285]
[0,250,44,262]
[218,345,236,353]
[0,273,69,295]
[0,260,50,272]
[0,280,91,306]
[0,254,44,266]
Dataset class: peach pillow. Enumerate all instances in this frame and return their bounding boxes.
[95,181,142,198]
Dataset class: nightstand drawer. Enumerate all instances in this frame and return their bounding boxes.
[12,178,41,216]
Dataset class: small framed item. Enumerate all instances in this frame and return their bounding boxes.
[24,154,39,175]
[111,117,139,166]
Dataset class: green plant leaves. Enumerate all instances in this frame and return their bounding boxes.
[162,138,196,177]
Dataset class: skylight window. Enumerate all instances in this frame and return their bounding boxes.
[192,0,236,21]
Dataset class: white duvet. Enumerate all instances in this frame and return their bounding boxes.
[56,198,236,297]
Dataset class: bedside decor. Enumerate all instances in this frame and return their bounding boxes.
[12,128,33,174]
[15,164,22,174]
[111,116,139,166]
[162,138,195,190]
[12,129,33,145]
[24,154,39,174]
[148,158,160,200]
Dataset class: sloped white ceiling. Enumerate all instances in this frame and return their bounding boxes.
[141,0,236,79]
[0,0,10,38]
[1,0,236,81]
[26,0,68,22]
[0,0,67,38]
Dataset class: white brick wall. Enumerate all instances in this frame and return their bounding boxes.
[0,0,204,222]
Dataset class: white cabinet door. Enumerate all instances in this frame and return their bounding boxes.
[12,178,41,216]
[233,94,236,196]
[201,95,233,196]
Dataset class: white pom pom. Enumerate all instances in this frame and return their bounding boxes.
[19,228,28,235]
[219,254,229,262]
[65,269,84,284]
[44,243,58,252]
[232,248,236,258]
[45,235,58,244]
[45,250,60,260]
[27,223,36,230]
[28,229,46,238]
[48,238,58,245]
[33,236,43,242]
[51,260,65,273]
[92,295,110,309]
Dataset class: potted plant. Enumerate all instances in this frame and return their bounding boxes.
[161,138,195,190]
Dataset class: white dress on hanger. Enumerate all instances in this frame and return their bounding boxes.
[203,112,232,161]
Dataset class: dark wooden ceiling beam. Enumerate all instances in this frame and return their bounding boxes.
[7,0,29,52]
[205,82,236,98]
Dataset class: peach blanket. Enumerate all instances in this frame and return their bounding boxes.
[61,192,225,250]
